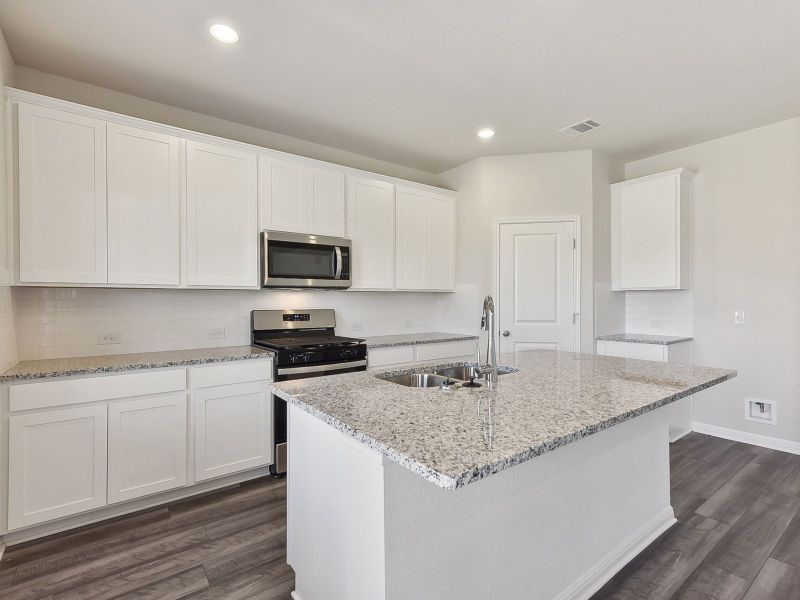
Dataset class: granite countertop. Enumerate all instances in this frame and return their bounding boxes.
[596,333,694,345]
[0,346,274,383]
[269,349,735,490]
[364,332,478,349]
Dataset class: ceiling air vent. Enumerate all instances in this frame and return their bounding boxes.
[558,118,603,137]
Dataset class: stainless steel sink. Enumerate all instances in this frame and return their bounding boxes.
[433,365,513,380]
[381,373,453,388]
[432,365,482,380]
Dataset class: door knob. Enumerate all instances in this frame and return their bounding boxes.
[502,330,510,337]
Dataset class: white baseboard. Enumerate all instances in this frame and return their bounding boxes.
[554,506,676,600]
[693,422,800,455]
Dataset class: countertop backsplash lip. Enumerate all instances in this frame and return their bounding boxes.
[596,333,694,345]
[0,345,274,383]
[269,349,736,490]
[364,332,478,348]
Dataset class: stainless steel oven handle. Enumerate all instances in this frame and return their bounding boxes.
[277,359,366,375]
[334,246,343,280]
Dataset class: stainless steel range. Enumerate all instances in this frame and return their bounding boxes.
[251,309,367,475]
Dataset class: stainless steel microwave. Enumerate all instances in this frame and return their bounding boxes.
[261,231,351,289]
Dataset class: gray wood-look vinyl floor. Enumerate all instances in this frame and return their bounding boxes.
[0,477,293,600]
[593,433,800,600]
[1,434,798,599]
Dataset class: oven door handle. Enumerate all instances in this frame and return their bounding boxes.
[334,246,343,280]
[277,359,366,376]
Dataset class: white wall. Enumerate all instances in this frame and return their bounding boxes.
[625,290,693,337]
[625,117,800,445]
[13,287,452,360]
[439,150,596,351]
[13,66,443,188]
[592,152,626,341]
[0,28,17,371]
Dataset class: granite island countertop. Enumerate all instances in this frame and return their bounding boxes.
[364,332,478,349]
[269,349,735,490]
[596,333,694,345]
[0,345,274,383]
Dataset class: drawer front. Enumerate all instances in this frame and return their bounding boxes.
[190,359,273,388]
[10,369,187,412]
[367,346,415,368]
[415,340,477,362]
[596,340,667,362]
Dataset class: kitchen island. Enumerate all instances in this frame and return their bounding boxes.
[269,350,735,600]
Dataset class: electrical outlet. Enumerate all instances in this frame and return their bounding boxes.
[351,321,363,332]
[209,327,226,339]
[98,332,122,345]
[734,310,745,325]
[404,320,413,329]
[651,319,665,329]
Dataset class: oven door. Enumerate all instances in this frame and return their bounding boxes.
[262,231,351,289]
[271,358,366,476]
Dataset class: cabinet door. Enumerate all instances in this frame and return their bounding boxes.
[108,392,187,503]
[193,381,272,481]
[186,141,258,287]
[107,123,181,285]
[395,187,429,289]
[8,405,107,530]
[613,175,679,290]
[427,195,455,290]
[259,156,307,233]
[347,176,395,290]
[18,103,107,283]
[307,167,346,237]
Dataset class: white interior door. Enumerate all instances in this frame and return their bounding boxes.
[498,220,577,353]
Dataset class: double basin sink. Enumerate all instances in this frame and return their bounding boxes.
[380,364,513,389]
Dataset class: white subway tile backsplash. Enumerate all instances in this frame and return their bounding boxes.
[624,290,693,337]
[11,287,456,360]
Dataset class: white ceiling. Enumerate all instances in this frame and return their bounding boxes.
[0,0,798,173]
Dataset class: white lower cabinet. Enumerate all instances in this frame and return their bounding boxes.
[8,405,108,530]
[107,392,188,504]
[193,381,273,482]
[4,359,273,534]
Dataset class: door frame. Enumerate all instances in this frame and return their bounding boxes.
[493,216,581,353]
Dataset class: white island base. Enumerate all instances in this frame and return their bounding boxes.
[286,404,677,600]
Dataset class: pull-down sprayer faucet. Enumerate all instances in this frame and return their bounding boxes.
[477,295,498,390]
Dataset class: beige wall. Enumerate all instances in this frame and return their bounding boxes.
[626,117,800,444]
[13,66,444,187]
[439,150,597,351]
[0,28,17,371]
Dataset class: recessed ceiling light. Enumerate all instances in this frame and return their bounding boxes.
[476,128,495,139]
[209,23,239,44]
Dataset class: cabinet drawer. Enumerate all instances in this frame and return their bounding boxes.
[10,369,187,412]
[190,359,272,388]
[415,340,477,361]
[596,340,667,362]
[367,346,415,368]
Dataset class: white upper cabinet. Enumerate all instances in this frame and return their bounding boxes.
[17,103,107,283]
[186,140,258,287]
[107,123,181,285]
[611,168,694,291]
[395,187,455,291]
[259,156,306,233]
[347,176,395,290]
[307,166,346,237]
[259,156,346,237]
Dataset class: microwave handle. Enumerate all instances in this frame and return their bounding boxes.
[334,246,343,280]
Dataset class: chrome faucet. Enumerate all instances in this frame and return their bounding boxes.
[477,295,498,390]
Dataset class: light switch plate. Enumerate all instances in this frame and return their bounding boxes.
[734,311,745,325]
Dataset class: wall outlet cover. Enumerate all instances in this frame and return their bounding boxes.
[98,332,122,345]
[209,327,226,339]
[734,310,745,325]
